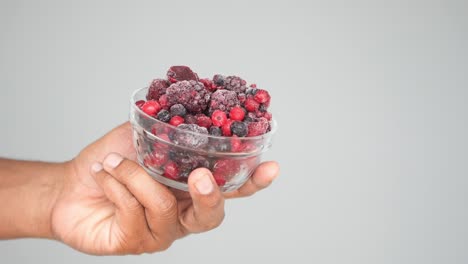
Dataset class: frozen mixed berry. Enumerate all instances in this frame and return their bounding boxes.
[221,119,233,136]
[158,94,169,109]
[184,114,197,124]
[263,112,272,121]
[229,106,246,121]
[211,110,228,127]
[209,89,240,114]
[213,74,225,87]
[230,136,243,152]
[230,121,248,137]
[247,118,269,136]
[135,100,145,108]
[156,109,171,122]
[237,93,246,104]
[145,151,169,167]
[170,104,187,117]
[172,124,209,148]
[196,114,212,128]
[164,161,180,180]
[223,76,247,93]
[147,79,170,100]
[253,89,270,104]
[141,100,161,116]
[166,80,211,113]
[246,87,258,96]
[169,116,184,126]
[166,65,199,82]
[244,98,260,112]
[209,126,222,136]
[200,78,218,92]
[170,151,209,172]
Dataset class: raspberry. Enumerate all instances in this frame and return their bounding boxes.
[200,78,218,92]
[158,94,169,109]
[244,98,260,112]
[173,124,209,148]
[184,114,197,124]
[156,109,171,122]
[169,116,184,126]
[211,110,228,127]
[213,74,225,87]
[166,80,211,113]
[164,161,180,180]
[141,100,161,116]
[229,106,245,121]
[247,118,269,136]
[147,79,170,100]
[230,121,248,137]
[209,126,222,136]
[221,119,233,136]
[166,65,199,81]
[135,100,145,108]
[170,104,187,117]
[196,114,212,128]
[209,89,240,114]
[223,75,247,93]
[254,89,270,104]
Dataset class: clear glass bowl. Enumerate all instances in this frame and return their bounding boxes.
[129,87,277,192]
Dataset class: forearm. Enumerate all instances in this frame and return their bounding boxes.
[0,158,67,239]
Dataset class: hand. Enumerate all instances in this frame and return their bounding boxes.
[51,122,279,255]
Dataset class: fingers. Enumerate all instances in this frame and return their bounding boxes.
[101,153,179,250]
[89,163,148,245]
[224,161,280,199]
[179,168,225,234]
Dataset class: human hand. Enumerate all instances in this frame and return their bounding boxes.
[50,122,279,255]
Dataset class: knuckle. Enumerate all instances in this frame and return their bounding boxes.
[123,196,141,211]
[120,160,143,181]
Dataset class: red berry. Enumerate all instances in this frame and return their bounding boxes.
[231,136,243,152]
[254,89,271,104]
[264,112,272,121]
[213,174,226,186]
[196,114,212,128]
[250,84,257,88]
[153,133,170,150]
[169,116,184,126]
[229,106,245,121]
[144,151,168,168]
[221,119,233,136]
[141,100,161,116]
[169,77,178,83]
[164,161,180,180]
[200,78,217,92]
[135,100,145,108]
[211,110,228,127]
[244,98,260,112]
[158,94,169,109]
[247,118,269,136]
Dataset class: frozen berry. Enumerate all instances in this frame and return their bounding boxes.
[135,100,145,108]
[223,76,247,93]
[237,93,246,104]
[221,119,233,136]
[166,80,211,113]
[164,161,180,180]
[170,104,187,117]
[229,106,246,121]
[141,100,161,116]
[147,79,170,100]
[145,151,168,167]
[250,84,257,88]
[213,175,226,186]
[169,116,184,126]
[264,112,272,121]
[212,159,240,184]
[196,114,212,128]
[230,121,248,137]
[211,110,228,127]
[158,94,169,109]
[209,89,239,114]
[244,98,260,112]
[156,109,171,122]
[184,114,197,124]
[247,118,269,136]
[167,65,199,81]
[209,126,222,136]
[200,78,218,92]
[172,124,209,148]
[254,89,270,104]
[213,74,225,86]
[153,134,170,151]
[246,88,258,96]
[230,136,243,152]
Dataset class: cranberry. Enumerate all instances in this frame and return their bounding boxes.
[221,119,233,136]
[169,116,184,126]
[244,98,260,112]
[211,110,228,127]
[164,161,180,180]
[135,100,145,108]
[141,100,161,116]
[229,106,245,121]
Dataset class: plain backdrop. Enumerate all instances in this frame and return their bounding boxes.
[1,0,467,263]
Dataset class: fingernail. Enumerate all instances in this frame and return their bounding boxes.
[195,175,213,195]
[104,153,123,168]
[91,162,103,173]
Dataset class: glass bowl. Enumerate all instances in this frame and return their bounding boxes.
[129,87,277,192]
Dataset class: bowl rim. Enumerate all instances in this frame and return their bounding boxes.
[130,87,278,142]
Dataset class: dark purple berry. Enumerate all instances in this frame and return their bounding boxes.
[170,104,187,117]
[213,74,225,86]
[166,66,199,81]
[209,126,222,136]
[184,114,197,124]
[156,109,171,122]
[230,121,248,137]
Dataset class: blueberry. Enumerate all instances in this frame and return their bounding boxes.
[156,109,171,122]
[230,121,248,137]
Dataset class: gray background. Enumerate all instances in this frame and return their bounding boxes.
[1,0,467,263]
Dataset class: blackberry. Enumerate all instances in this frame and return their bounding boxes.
[230,121,248,137]
[213,74,225,86]
[209,89,240,114]
[166,80,211,113]
[209,126,222,136]
[147,79,170,100]
[156,109,171,122]
[166,65,199,81]
[223,76,247,93]
[170,104,187,117]
[173,124,209,148]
